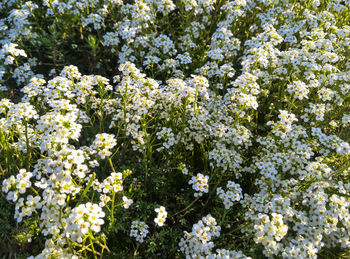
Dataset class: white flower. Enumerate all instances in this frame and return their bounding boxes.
[154,206,167,226]
[189,173,209,196]
[122,196,133,209]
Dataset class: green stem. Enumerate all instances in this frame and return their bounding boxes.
[89,234,98,259]
[76,173,95,207]
[108,158,116,172]
[110,190,116,226]
[144,143,149,186]
[221,209,228,224]
[170,196,201,218]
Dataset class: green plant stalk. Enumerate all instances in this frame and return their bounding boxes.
[30,187,39,196]
[108,158,116,172]
[89,233,98,259]
[170,196,201,218]
[110,190,116,227]
[143,145,149,193]
[220,209,228,225]
[96,237,110,255]
[76,173,95,207]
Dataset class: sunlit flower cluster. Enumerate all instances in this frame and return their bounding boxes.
[253,213,289,256]
[91,133,117,159]
[65,203,105,243]
[179,215,222,257]
[154,206,167,227]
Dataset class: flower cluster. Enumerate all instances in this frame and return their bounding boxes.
[90,133,117,159]
[179,215,221,257]
[253,213,289,257]
[188,173,209,197]
[216,181,242,209]
[3,169,32,203]
[154,206,167,227]
[97,172,123,194]
[130,221,149,243]
[65,203,105,243]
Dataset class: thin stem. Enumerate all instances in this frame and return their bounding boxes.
[89,234,98,259]
[108,158,116,172]
[170,196,201,218]
[110,190,116,227]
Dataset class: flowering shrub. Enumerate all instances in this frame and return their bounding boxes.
[0,0,349,258]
